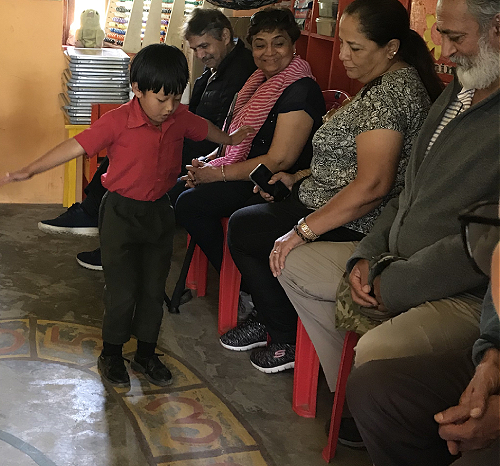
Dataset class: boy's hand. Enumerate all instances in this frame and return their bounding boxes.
[228,126,254,145]
[0,170,32,187]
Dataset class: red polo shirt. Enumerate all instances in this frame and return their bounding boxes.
[74,97,209,201]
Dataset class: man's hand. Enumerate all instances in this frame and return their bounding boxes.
[435,348,500,454]
[349,259,378,307]
[269,229,305,277]
[371,275,388,313]
[437,395,500,454]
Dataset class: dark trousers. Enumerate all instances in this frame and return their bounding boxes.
[347,349,500,466]
[99,191,175,345]
[175,180,263,273]
[227,190,364,343]
[81,157,109,218]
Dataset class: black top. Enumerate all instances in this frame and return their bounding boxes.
[247,77,326,174]
[181,39,257,169]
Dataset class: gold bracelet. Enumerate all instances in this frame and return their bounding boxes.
[297,217,320,241]
[295,169,311,182]
[293,224,311,242]
[221,164,227,182]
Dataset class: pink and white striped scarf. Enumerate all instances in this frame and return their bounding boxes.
[209,56,315,168]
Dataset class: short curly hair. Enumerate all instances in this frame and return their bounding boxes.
[247,7,301,45]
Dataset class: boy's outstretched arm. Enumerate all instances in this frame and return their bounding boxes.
[0,138,86,187]
[205,121,254,146]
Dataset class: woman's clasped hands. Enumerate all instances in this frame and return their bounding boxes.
[182,125,254,187]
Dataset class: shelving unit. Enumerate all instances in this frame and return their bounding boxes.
[102,0,189,52]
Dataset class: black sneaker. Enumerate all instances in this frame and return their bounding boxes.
[219,313,267,351]
[250,343,295,373]
[97,354,130,388]
[76,248,103,271]
[131,353,173,387]
[38,203,98,236]
[338,417,365,449]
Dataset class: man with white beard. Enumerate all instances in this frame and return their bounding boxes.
[333,0,500,464]
[277,0,500,454]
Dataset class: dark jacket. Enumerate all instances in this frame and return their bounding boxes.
[181,39,256,168]
[473,285,500,366]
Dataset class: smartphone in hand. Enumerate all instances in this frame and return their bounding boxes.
[249,164,291,202]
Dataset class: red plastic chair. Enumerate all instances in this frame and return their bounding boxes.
[323,331,360,462]
[322,89,351,111]
[293,319,360,462]
[185,218,241,335]
[186,235,208,297]
[293,319,321,418]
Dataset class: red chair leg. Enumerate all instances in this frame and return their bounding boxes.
[322,331,360,462]
[218,218,240,335]
[293,318,320,418]
[186,235,208,297]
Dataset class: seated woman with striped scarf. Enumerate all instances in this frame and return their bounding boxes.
[221,0,444,374]
[174,7,326,274]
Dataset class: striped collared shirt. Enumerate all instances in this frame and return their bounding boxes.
[425,87,475,154]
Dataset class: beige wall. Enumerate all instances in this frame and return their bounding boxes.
[0,0,66,203]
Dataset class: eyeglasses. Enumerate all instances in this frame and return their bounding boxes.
[458,201,500,277]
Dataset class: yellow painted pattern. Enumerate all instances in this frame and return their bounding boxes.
[124,388,257,457]
[0,319,271,466]
[162,450,270,466]
[0,319,30,358]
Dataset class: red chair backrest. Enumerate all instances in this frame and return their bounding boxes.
[322,89,351,111]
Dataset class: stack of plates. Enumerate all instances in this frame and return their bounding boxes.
[61,47,131,124]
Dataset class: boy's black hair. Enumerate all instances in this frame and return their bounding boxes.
[130,44,189,95]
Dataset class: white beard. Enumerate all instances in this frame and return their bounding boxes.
[451,36,500,90]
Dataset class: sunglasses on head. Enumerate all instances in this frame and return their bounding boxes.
[458,201,500,277]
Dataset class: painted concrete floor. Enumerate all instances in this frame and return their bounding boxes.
[0,204,371,466]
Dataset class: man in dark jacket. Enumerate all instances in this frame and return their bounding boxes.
[39,9,256,270]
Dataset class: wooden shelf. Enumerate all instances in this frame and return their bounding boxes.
[292,0,352,92]
[309,32,335,41]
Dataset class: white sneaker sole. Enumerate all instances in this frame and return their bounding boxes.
[338,438,366,449]
[250,360,295,373]
[76,257,103,271]
[38,222,99,237]
[220,339,267,352]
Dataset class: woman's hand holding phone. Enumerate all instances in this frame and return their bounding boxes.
[249,164,291,202]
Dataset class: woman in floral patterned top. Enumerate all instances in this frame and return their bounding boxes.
[221,0,444,373]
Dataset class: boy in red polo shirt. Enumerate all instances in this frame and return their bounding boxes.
[0,44,252,388]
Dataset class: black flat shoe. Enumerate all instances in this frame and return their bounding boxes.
[131,353,173,387]
[97,354,130,387]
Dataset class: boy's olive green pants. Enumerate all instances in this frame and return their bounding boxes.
[99,191,175,345]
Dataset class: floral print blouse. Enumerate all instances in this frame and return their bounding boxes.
[298,66,432,234]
